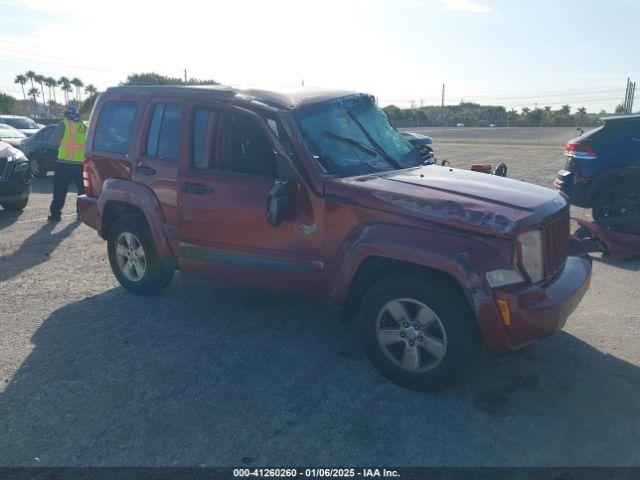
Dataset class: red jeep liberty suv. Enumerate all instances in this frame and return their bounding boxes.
[78,85,592,391]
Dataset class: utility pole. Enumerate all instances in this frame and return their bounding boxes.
[184,68,187,83]
[441,83,446,137]
[623,78,636,114]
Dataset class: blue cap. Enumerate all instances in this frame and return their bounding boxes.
[64,105,80,121]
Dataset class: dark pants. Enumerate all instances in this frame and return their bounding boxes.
[50,162,84,216]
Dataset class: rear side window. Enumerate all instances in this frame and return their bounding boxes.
[94,101,138,154]
[145,103,182,160]
[39,127,53,142]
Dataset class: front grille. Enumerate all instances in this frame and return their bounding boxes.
[543,211,570,279]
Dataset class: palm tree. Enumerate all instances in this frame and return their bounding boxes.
[71,77,84,101]
[28,87,40,104]
[84,84,98,97]
[34,74,46,106]
[62,83,73,106]
[58,77,71,105]
[543,105,552,124]
[560,105,571,116]
[14,74,27,101]
[25,70,36,89]
[45,77,58,103]
[521,106,531,116]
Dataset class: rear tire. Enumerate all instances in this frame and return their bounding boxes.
[107,216,174,294]
[1,197,29,211]
[359,272,480,392]
[592,185,640,221]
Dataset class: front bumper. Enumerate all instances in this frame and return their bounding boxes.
[0,163,31,202]
[478,237,592,354]
[0,182,30,202]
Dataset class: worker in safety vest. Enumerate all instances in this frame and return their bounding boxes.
[48,105,87,221]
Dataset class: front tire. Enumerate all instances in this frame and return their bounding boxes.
[360,272,480,392]
[1,197,29,211]
[107,216,174,294]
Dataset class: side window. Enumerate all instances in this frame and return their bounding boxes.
[191,109,219,169]
[39,127,53,142]
[223,113,277,177]
[50,124,63,146]
[94,101,138,154]
[145,103,181,160]
[266,118,280,138]
[264,117,297,181]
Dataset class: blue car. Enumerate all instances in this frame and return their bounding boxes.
[555,115,640,220]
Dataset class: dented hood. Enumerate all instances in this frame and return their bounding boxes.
[336,165,567,236]
[0,140,22,158]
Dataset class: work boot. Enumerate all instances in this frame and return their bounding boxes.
[47,213,61,222]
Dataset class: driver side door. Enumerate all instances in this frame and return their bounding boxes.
[177,104,327,294]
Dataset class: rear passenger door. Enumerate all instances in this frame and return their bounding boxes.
[133,101,183,226]
[177,103,326,294]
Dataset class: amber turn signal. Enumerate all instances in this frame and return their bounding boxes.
[497,299,511,326]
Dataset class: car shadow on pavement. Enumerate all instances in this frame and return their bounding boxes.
[0,219,79,282]
[1,280,639,467]
[0,209,24,231]
[594,254,640,272]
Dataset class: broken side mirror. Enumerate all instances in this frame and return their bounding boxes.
[267,179,290,228]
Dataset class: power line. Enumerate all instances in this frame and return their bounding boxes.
[0,52,116,73]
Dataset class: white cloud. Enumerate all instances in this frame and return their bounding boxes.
[437,0,493,13]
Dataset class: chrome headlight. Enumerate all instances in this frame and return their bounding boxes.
[517,229,544,283]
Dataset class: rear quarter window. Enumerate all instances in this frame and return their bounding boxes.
[94,101,138,154]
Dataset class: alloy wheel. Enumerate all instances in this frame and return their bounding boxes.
[375,298,447,373]
[115,232,147,282]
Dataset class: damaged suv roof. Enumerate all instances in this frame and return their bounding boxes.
[104,85,362,110]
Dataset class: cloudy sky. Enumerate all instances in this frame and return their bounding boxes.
[0,0,638,112]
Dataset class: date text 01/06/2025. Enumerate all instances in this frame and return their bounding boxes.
[233,468,400,478]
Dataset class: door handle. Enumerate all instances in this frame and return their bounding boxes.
[179,182,213,195]
[135,164,156,176]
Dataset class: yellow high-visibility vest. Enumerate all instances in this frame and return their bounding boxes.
[58,118,87,163]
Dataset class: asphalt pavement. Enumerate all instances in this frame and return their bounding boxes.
[0,143,639,466]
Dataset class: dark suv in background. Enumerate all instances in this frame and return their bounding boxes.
[19,124,60,177]
[555,115,640,220]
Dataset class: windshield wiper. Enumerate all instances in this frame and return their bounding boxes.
[322,131,401,170]
[344,112,403,169]
[322,131,378,157]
